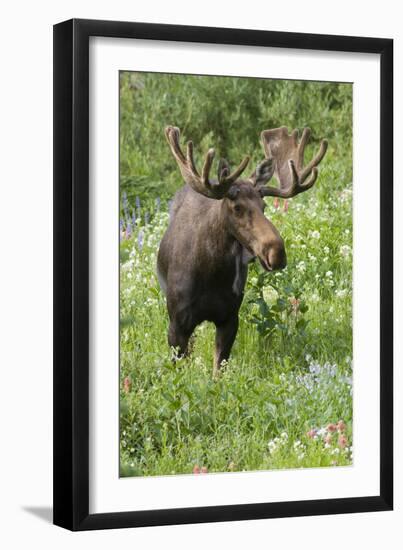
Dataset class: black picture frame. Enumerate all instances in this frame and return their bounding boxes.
[53,18,393,531]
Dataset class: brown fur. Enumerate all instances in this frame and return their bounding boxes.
[157,181,285,376]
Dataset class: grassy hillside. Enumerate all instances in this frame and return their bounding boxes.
[119,72,353,476]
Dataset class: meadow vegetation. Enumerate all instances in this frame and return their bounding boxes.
[119,72,353,476]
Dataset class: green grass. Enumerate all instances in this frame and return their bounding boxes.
[119,72,353,477]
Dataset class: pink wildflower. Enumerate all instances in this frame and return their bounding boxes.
[193,464,201,474]
[306,429,317,439]
[337,420,346,433]
[289,297,300,314]
[327,423,337,433]
[273,198,280,209]
[338,435,348,449]
[283,199,289,212]
[123,376,132,394]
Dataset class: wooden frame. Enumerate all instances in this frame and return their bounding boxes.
[53,18,393,531]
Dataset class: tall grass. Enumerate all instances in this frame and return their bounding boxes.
[119,72,353,477]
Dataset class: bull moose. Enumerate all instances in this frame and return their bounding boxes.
[157,126,328,376]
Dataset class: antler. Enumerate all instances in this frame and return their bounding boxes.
[258,126,328,198]
[165,126,250,199]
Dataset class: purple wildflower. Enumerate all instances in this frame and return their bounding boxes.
[137,230,144,249]
[122,192,129,220]
[125,221,132,239]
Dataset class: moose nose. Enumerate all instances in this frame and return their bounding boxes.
[268,242,287,271]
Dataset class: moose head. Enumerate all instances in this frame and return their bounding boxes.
[159,126,328,375]
[164,126,328,273]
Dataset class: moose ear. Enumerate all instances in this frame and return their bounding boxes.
[218,158,231,181]
[250,158,275,188]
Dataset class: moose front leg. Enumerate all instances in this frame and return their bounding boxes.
[168,321,193,359]
[214,317,239,377]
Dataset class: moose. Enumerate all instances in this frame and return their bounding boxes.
[157,126,328,376]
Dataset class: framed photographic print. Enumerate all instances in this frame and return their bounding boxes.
[53,19,393,530]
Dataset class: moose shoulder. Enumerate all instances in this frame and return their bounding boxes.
[157,126,328,376]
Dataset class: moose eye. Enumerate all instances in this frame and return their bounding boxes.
[233,204,243,216]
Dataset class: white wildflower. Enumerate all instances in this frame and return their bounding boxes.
[297,261,306,273]
[339,244,352,258]
[335,288,348,298]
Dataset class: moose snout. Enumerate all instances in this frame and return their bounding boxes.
[268,242,287,270]
[260,239,286,271]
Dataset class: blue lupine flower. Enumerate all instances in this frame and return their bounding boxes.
[122,192,129,220]
[126,221,132,239]
[155,197,161,212]
[145,211,150,225]
[120,219,124,242]
[137,230,144,249]
[132,210,136,227]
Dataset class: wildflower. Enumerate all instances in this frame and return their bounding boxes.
[123,376,132,394]
[137,230,144,249]
[201,466,208,474]
[122,192,129,219]
[145,211,150,225]
[326,423,337,432]
[280,432,288,440]
[340,244,352,258]
[338,434,348,449]
[306,429,317,439]
[268,440,277,453]
[228,462,236,471]
[273,197,280,209]
[193,464,201,474]
[155,196,161,212]
[310,230,320,239]
[296,261,306,273]
[323,246,330,254]
[324,434,332,445]
[125,221,132,239]
[337,420,346,432]
[283,199,289,212]
[335,288,348,298]
[325,270,333,278]
[289,296,300,314]
[262,285,278,304]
